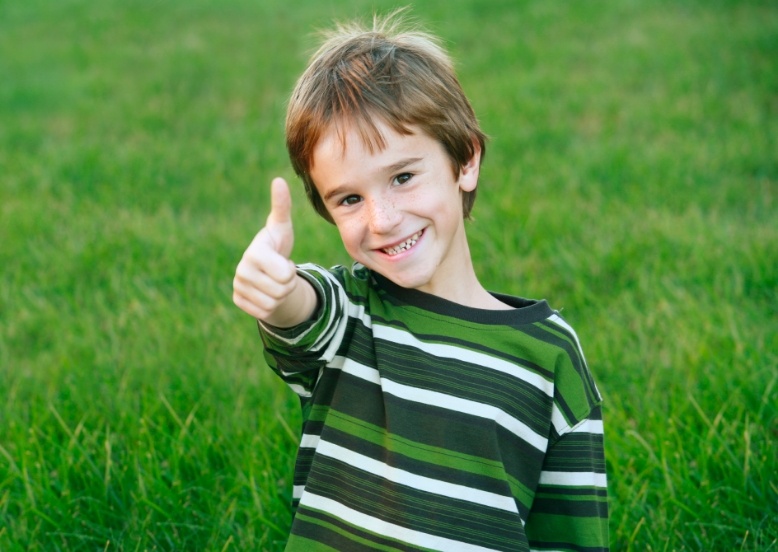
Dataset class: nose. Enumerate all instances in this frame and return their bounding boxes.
[365,197,402,235]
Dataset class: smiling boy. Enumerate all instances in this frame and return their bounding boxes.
[233,12,609,552]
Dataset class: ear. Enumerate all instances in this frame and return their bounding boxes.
[458,143,481,193]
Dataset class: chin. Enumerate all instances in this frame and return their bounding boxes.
[387,271,433,291]
[359,254,435,291]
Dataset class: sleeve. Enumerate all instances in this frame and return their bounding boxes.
[524,312,609,549]
[525,404,609,551]
[259,263,351,398]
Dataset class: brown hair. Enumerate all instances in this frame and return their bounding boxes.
[285,9,487,223]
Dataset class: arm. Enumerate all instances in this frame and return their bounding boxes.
[233,177,319,328]
[526,406,609,550]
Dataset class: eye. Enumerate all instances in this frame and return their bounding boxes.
[393,173,413,186]
[340,194,362,206]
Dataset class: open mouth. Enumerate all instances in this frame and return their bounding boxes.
[382,230,423,256]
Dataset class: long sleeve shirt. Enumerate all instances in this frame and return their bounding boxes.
[260,263,609,551]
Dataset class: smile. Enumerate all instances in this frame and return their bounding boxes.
[382,230,423,256]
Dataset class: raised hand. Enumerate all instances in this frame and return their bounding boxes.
[233,177,312,324]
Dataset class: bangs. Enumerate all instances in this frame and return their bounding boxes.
[327,113,414,158]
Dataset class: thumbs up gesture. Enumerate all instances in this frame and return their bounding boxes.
[233,178,317,326]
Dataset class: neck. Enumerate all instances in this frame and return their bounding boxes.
[432,267,512,310]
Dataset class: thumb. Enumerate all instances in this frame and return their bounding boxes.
[264,177,294,259]
[267,177,292,227]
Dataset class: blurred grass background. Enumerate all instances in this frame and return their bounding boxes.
[1,0,776,550]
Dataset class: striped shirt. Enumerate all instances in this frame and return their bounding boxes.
[260,263,609,551]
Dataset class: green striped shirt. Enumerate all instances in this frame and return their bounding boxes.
[260,264,608,551]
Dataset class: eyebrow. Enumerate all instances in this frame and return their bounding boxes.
[385,156,423,174]
[321,157,423,203]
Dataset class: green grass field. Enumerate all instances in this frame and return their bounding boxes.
[1,0,776,549]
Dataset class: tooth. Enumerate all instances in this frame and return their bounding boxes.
[383,232,420,255]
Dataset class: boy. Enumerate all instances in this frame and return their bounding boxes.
[233,12,609,552]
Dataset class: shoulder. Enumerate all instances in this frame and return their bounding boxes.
[296,262,379,310]
[537,312,603,434]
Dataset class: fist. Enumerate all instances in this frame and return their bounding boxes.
[233,177,298,321]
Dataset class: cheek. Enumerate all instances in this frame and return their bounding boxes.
[335,222,362,253]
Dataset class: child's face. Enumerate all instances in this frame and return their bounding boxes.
[309,120,480,298]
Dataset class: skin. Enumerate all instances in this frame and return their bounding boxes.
[232,121,509,327]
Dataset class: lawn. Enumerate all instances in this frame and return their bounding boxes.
[1,0,775,550]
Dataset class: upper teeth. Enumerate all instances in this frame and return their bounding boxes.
[383,232,421,255]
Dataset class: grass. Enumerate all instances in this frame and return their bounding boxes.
[1,0,776,549]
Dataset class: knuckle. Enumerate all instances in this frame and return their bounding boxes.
[234,263,251,281]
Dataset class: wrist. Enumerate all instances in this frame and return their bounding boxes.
[264,274,319,328]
